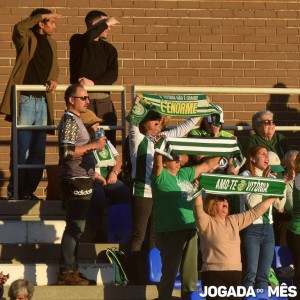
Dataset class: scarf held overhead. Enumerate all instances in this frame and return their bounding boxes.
[126,93,221,125]
[198,173,286,197]
[155,137,246,168]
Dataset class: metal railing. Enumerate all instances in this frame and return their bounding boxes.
[131,85,300,132]
[12,84,126,200]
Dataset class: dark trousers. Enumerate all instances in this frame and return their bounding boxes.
[201,270,242,300]
[286,229,300,298]
[156,229,198,300]
[59,178,93,272]
[130,196,155,252]
[88,96,117,147]
[128,196,155,284]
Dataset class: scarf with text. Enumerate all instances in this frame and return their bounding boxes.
[126,93,221,125]
[195,173,285,198]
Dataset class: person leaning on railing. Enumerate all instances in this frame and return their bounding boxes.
[0,8,63,200]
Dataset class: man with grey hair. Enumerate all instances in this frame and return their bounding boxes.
[247,110,289,159]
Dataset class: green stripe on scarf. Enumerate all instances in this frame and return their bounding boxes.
[155,137,245,169]
[198,173,285,197]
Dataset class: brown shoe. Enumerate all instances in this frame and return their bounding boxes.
[57,270,89,286]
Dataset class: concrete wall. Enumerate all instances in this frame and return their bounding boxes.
[0,1,300,198]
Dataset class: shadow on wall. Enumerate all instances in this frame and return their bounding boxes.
[266,82,300,151]
[234,121,251,156]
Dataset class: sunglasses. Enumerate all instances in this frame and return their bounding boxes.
[259,120,275,126]
[72,96,90,101]
[215,196,229,202]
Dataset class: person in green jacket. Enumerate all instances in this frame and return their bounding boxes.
[247,110,289,160]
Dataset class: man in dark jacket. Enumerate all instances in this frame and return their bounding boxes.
[69,10,119,146]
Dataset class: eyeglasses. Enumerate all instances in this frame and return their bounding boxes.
[72,96,89,101]
[259,120,275,126]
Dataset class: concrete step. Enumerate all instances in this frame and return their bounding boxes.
[0,200,64,219]
[0,219,65,243]
[0,262,115,286]
[1,285,181,300]
[0,243,122,263]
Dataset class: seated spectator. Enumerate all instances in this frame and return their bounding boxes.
[194,191,275,300]
[8,279,34,300]
[151,146,220,300]
[282,150,299,217]
[268,150,290,245]
[286,151,300,298]
[246,110,289,159]
[188,105,242,175]
[81,109,131,242]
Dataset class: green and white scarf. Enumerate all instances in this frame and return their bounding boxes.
[195,173,285,198]
[155,137,246,168]
[93,144,116,167]
[126,93,221,125]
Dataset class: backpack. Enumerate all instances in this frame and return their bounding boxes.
[106,248,129,285]
[268,267,279,287]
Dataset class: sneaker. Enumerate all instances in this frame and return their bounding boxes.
[22,194,42,201]
[57,270,89,286]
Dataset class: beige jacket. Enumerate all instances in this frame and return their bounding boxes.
[0,14,59,125]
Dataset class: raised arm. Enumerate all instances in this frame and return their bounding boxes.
[193,193,211,233]
[152,151,164,177]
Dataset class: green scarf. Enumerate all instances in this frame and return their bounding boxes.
[93,144,116,167]
[126,93,221,125]
[196,173,285,197]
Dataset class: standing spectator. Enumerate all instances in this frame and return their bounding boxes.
[127,96,202,284]
[239,146,282,289]
[57,84,106,285]
[194,192,275,300]
[188,105,242,175]
[69,10,119,146]
[247,110,289,159]
[0,8,62,200]
[8,279,34,300]
[286,152,300,298]
[151,149,219,300]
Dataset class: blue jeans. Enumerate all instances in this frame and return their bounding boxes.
[241,224,275,289]
[8,94,47,197]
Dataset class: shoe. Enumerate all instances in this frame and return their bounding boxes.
[22,194,42,201]
[7,191,14,200]
[78,272,96,285]
[57,270,90,286]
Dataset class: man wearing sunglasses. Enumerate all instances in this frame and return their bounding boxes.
[247,110,289,160]
[57,84,106,285]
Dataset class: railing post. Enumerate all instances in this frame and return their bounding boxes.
[12,86,19,200]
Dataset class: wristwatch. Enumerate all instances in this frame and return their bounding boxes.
[112,170,119,175]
